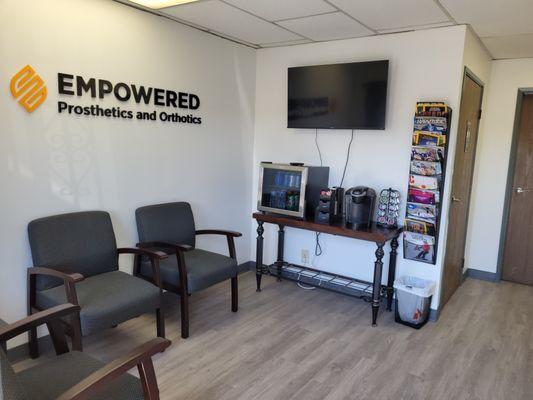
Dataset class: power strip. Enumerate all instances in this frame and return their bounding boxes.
[268,263,384,301]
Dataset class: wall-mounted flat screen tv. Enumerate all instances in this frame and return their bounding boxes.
[288,60,389,130]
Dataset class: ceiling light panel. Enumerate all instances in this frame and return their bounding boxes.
[128,0,200,9]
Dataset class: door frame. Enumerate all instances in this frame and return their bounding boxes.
[440,67,484,308]
[496,88,533,280]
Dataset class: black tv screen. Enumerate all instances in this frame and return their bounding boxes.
[288,60,389,130]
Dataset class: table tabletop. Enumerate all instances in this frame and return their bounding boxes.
[253,212,402,243]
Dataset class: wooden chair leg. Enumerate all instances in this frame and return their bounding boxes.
[156,308,165,338]
[231,276,238,312]
[28,326,39,359]
[27,274,39,358]
[71,314,83,352]
[138,358,160,400]
[180,293,189,339]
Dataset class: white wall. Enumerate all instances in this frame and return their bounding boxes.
[460,28,493,273]
[466,58,533,273]
[0,0,256,333]
[252,25,467,308]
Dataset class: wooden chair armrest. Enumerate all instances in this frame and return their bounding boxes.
[195,229,242,238]
[137,241,194,254]
[28,267,84,283]
[117,247,168,260]
[0,304,80,343]
[118,248,167,290]
[138,242,191,293]
[56,338,171,400]
[195,230,241,259]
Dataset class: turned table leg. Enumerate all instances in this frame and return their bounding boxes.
[372,242,385,326]
[256,221,264,292]
[386,236,399,311]
[276,225,285,281]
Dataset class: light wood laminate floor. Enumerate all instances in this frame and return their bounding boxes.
[23,272,533,399]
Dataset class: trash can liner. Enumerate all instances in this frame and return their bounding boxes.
[393,276,436,325]
[393,276,436,297]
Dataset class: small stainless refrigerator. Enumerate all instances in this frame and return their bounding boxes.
[257,163,329,219]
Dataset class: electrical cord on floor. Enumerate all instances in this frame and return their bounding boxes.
[296,272,316,290]
[339,129,355,187]
[296,232,323,291]
[315,128,323,166]
[297,282,316,290]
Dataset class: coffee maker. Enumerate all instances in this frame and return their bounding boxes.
[345,186,376,229]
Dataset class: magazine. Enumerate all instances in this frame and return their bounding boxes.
[411,146,444,162]
[404,231,435,262]
[408,188,439,204]
[409,174,439,190]
[415,102,449,117]
[404,218,436,235]
[413,116,447,133]
[413,131,446,146]
[410,160,442,176]
[406,202,437,220]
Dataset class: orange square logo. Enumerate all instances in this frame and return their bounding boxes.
[10,65,47,113]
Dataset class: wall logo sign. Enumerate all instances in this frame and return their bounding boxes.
[10,65,47,113]
[9,65,202,125]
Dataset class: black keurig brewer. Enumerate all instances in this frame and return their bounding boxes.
[345,186,376,229]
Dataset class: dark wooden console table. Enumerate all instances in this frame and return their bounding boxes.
[253,212,402,326]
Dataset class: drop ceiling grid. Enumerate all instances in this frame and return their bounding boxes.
[438,0,533,59]
[123,0,533,58]
[158,0,468,48]
[162,0,304,44]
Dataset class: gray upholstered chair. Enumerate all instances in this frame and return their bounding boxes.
[0,304,170,400]
[135,202,242,338]
[27,211,167,358]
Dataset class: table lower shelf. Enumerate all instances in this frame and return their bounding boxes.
[262,263,388,302]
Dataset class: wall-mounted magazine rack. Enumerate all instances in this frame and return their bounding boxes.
[403,102,452,265]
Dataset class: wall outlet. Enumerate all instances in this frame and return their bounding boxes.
[301,249,309,264]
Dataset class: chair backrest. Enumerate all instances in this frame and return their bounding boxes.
[136,202,196,248]
[1,348,28,400]
[28,211,119,290]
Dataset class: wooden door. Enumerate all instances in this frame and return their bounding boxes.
[440,73,484,308]
[502,94,533,284]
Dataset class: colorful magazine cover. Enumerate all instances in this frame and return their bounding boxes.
[409,174,439,190]
[413,131,446,146]
[411,146,444,162]
[406,202,437,220]
[413,116,447,133]
[410,160,442,176]
[404,218,436,236]
[408,188,439,204]
[404,231,435,263]
[415,102,449,117]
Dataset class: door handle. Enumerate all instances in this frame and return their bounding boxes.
[516,187,531,194]
[452,196,462,202]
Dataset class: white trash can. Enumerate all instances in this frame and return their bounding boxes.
[394,276,436,328]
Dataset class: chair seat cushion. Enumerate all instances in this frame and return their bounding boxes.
[36,271,161,335]
[140,249,238,293]
[17,351,143,400]
[1,348,29,400]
